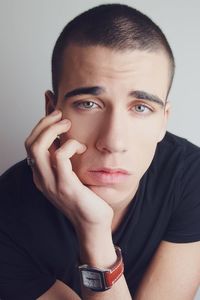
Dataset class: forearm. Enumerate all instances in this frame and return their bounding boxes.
[78,227,132,300]
[81,275,132,300]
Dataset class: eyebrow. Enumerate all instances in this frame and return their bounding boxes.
[64,86,104,99]
[130,90,164,107]
[64,86,164,107]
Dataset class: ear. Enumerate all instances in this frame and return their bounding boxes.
[45,90,61,151]
[45,90,57,116]
[158,101,171,142]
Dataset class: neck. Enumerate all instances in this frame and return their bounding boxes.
[111,183,139,234]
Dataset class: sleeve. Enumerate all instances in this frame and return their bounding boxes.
[163,147,200,243]
[0,221,56,300]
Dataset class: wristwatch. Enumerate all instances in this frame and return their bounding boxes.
[78,246,124,292]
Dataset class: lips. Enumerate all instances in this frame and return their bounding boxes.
[88,167,131,184]
[89,167,130,175]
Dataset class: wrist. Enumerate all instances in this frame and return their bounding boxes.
[80,242,117,268]
[76,223,112,246]
[78,246,124,292]
[78,230,116,268]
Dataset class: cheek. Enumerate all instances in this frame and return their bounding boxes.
[129,137,157,180]
[135,115,165,145]
[61,108,103,141]
[60,111,164,177]
[62,118,99,142]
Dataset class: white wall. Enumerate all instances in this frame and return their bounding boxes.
[0,0,200,298]
[1,0,200,173]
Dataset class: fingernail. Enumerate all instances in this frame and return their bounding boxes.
[51,110,60,116]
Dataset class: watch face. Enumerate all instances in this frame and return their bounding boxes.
[81,269,105,291]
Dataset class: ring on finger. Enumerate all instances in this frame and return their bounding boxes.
[27,156,35,167]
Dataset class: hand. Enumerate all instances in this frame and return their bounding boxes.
[24,110,114,235]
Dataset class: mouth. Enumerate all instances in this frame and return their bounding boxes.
[88,167,131,184]
[89,167,130,175]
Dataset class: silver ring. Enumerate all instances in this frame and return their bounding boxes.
[27,156,35,167]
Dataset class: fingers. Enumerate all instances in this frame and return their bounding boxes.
[27,119,72,193]
[24,110,68,196]
[32,119,71,154]
[25,110,62,154]
[24,108,87,208]
[53,139,87,187]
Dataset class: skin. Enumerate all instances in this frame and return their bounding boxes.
[25,44,172,299]
[46,44,171,231]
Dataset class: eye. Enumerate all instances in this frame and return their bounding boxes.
[72,100,99,110]
[133,104,153,114]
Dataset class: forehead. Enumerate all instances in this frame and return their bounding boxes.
[59,44,170,100]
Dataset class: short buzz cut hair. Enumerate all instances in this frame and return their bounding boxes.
[52,3,175,100]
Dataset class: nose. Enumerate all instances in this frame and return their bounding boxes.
[95,109,128,154]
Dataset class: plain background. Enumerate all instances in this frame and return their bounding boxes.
[1,0,200,173]
[0,0,200,298]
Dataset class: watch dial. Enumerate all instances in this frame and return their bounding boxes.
[82,270,103,289]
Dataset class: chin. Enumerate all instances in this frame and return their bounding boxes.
[85,184,127,206]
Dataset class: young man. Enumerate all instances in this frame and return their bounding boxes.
[0,4,200,300]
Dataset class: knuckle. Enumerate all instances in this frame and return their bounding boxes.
[50,121,65,130]
[65,138,74,144]
[48,123,58,132]
[44,183,56,199]
[54,148,63,159]
[38,116,46,125]
[30,142,40,155]
[47,122,54,129]
[57,185,68,200]
[70,139,80,146]
[64,138,77,148]
[43,123,58,136]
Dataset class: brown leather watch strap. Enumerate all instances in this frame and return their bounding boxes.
[78,245,124,291]
[104,246,124,287]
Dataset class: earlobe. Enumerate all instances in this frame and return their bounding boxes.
[45,90,57,116]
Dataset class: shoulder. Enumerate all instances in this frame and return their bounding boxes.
[0,159,39,220]
[160,132,200,181]
[158,131,200,159]
[147,132,200,219]
[151,131,200,178]
[0,158,31,186]
[158,133,200,243]
[157,131,200,161]
[0,158,31,198]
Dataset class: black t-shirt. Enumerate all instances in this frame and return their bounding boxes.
[0,131,200,300]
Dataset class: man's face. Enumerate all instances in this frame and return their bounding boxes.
[47,44,171,208]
